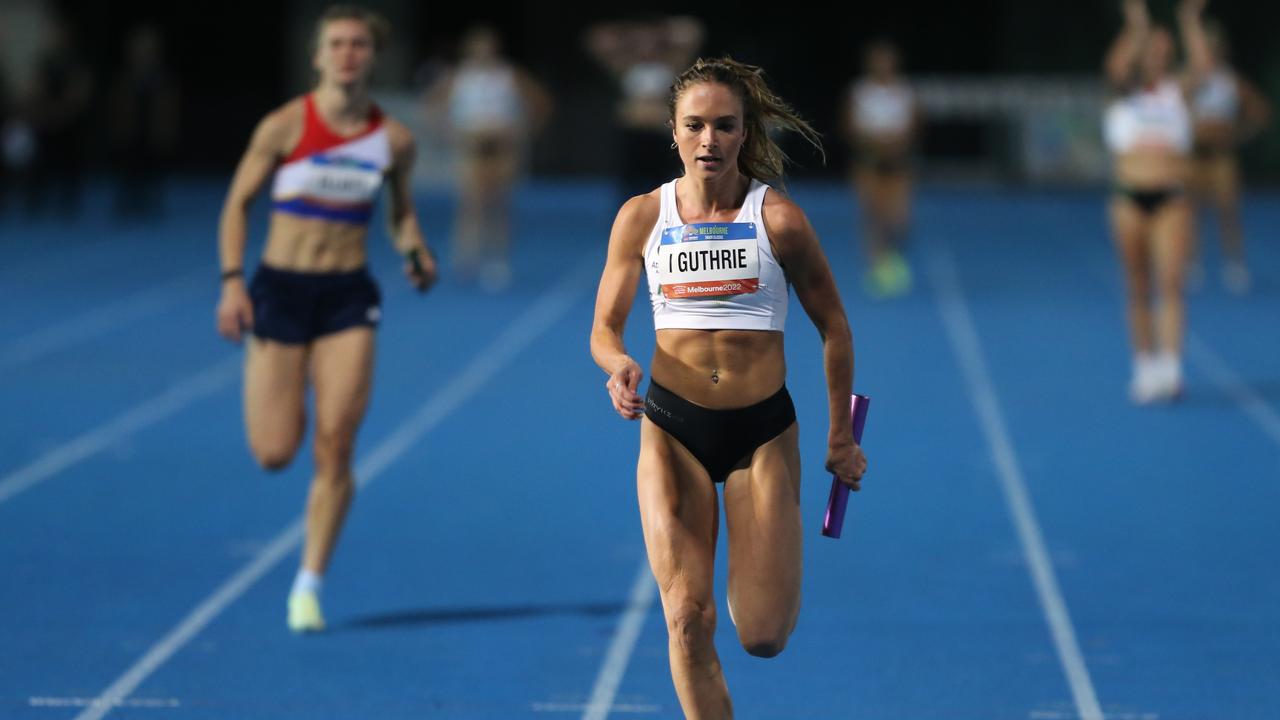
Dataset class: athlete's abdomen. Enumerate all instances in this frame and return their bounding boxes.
[261,214,369,273]
[651,328,786,410]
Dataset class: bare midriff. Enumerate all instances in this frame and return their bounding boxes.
[1192,120,1235,153]
[260,213,369,272]
[1115,149,1189,189]
[651,328,785,409]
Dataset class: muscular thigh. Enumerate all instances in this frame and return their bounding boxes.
[244,337,308,452]
[1150,198,1192,281]
[637,418,719,601]
[883,172,912,224]
[1208,155,1240,208]
[1110,199,1151,272]
[309,326,375,438]
[723,423,802,618]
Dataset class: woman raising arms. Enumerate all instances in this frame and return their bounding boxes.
[1103,0,1211,403]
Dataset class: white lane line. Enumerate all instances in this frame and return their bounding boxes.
[1030,711,1158,720]
[72,258,599,720]
[1185,333,1280,447]
[0,356,240,506]
[1088,257,1280,448]
[0,270,205,372]
[29,696,181,709]
[581,560,657,720]
[535,701,659,714]
[926,248,1104,720]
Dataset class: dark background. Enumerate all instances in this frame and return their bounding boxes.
[26,0,1280,180]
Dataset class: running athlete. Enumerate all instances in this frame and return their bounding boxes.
[1103,0,1211,404]
[842,39,918,298]
[1188,19,1271,293]
[590,57,867,718]
[215,5,437,632]
[427,25,551,290]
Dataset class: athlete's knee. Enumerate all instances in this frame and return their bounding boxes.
[1157,271,1186,297]
[313,423,357,467]
[739,623,792,659]
[250,441,297,472]
[667,599,716,657]
[1124,271,1152,300]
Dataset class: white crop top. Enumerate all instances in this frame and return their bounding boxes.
[645,178,788,332]
[851,80,914,136]
[449,64,522,132]
[1192,69,1239,123]
[1104,79,1192,154]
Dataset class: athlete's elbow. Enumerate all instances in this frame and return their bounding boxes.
[819,320,852,346]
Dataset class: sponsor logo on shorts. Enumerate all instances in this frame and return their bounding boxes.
[645,396,682,423]
[366,306,381,323]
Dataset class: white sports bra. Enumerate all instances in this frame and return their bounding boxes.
[449,64,522,132]
[1104,78,1192,154]
[851,80,914,136]
[644,178,788,332]
[1193,69,1239,123]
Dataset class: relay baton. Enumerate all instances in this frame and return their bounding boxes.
[407,247,436,290]
[407,247,428,276]
[821,393,869,539]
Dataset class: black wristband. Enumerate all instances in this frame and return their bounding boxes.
[221,268,244,282]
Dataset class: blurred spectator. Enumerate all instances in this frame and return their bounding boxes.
[424,26,552,291]
[585,15,703,199]
[841,39,919,298]
[108,23,180,220]
[1187,18,1272,294]
[0,67,11,213]
[21,16,93,218]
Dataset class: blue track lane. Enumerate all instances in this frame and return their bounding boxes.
[0,180,1277,719]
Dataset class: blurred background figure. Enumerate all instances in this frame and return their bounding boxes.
[108,23,180,221]
[0,60,14,214]
[842,39,919,299]
[19,14,92,218]
[585,15,703,200]
[1188,18,1272,294]
[1103,0,1210,405]
[425,25,552,291]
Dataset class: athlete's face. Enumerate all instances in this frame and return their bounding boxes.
[314,19,376,87]
[672,82,747,180]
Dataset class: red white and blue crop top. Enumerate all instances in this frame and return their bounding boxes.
[270,94,391,225]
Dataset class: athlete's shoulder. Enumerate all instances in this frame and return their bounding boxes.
[608,189,661,252]
[246,98,305,156]
[263,97,306,130]
[381,115,415,151]
[760,187,812,241]
[616,187,662,229]
[381,117,416,171]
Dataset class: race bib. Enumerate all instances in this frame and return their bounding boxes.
[657,222,760,298]
[303,154,384,203]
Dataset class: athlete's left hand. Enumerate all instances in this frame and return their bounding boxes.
[827,438,867,491]
[606,358,646,420]
[405,247,438,292]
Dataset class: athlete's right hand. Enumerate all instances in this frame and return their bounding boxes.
[606,359,646,420]
[827,438,867,491]
[216,281,254,343]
